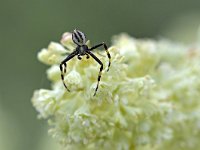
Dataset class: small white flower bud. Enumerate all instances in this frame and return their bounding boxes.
[66,70,82,89]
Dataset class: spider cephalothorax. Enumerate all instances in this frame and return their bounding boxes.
[60,29,111,96]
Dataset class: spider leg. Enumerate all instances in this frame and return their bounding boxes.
[89,42,111,71]
[86,53,90,59]
[60,50,77,92]
[77,54,82,60]
[87,51,103,96]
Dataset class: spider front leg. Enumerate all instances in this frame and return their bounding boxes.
[77,54,82,60]
[89,42,111,71]
[87,51,103,96]
[60,51,77,92]
[86,53,90,59]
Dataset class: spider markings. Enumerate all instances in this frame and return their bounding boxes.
[60,29,111,96]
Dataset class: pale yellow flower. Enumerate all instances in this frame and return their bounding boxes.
[32,32,200,150]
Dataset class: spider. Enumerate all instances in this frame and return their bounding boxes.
[59,29,111,96]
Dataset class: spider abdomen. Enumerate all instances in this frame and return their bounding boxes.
[72,29,86,46]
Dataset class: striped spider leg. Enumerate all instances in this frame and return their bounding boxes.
[59,50,78,91]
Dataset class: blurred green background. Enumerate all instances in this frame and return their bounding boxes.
[0,0,200,150]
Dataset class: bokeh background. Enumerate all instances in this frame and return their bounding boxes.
[0,0,200,150]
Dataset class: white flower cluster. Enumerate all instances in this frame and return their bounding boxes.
[32,32,200,150]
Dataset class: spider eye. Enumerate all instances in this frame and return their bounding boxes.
[72,29,86,45]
